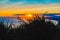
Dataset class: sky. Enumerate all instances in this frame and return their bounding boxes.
[0,0,60,16]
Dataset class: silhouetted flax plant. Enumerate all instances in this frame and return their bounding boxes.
[0,15,58,40]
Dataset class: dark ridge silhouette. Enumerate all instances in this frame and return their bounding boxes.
[0,15,58,40]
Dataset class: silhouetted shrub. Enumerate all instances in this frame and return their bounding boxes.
[22,17,57,40]
[0,22,7,40]
[0,16,58,40]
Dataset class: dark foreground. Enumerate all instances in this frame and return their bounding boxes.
[0,16,59,40]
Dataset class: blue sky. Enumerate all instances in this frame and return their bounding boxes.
[8,0,60,3]
[0,0,60,7]
[0,0,60,5]
[1,0,60,7]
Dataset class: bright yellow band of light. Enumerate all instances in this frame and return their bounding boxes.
[0,4,60,16]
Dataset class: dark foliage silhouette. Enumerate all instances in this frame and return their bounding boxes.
[0,22,7,40]
[0,16,58,40]
[23,16,57,40]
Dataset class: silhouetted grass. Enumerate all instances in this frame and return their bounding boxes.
[0,16,58,40]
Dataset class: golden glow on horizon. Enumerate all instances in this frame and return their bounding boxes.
[28,14,32,17]
[19,14,35,22]
[0,4,60,16]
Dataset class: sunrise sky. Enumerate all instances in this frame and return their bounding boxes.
[0,0,60,16]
